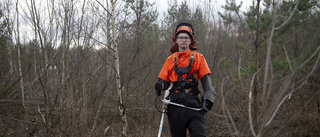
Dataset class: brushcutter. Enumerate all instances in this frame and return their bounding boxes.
[156,86,203,137]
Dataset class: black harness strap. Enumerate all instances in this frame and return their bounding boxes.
[174,53,195,82]
[170,51,199,96]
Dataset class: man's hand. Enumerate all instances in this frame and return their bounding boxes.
[155,82,163,96]
[203,99,213,112]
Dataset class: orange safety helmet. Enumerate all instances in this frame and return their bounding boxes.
[170,20,197,53]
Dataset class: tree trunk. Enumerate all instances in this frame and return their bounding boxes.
[253,0,260,131]
[111,0,128,136]
[16,0,26,112]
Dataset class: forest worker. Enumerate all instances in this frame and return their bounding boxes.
[155,20,216,137]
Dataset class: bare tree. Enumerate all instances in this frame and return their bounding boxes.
[247,0,320,136]
[15,0,26,113]
[252,0,260,129]
[2,0,320,136]
[111,0,128,136]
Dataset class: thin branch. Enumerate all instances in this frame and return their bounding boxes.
[275,0,300,31]
[275,90,320,136]
[220,78,234,136]
[295,46,320,71]
[249,72,258,137]
[283,45,293,73]
[221,77,240,136]
[89,99,104,136]
[265,89,291,126]
[266,59,274,103]
[38,104,46,124]
[95,0,112,16]
[265,47,320,126]
[261,0,278,123]
[89,74,115,136]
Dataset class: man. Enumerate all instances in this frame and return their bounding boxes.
[155,20,216,137]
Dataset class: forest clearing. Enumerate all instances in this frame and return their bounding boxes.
[0,0,319,136]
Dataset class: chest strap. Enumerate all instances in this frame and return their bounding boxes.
[172,50,197,82]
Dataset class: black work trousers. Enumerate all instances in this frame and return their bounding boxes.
[167,105,207,137]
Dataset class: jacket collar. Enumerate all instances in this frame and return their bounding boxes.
[176,49,191,57]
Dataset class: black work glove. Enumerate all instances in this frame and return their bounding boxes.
[155,82,163,96]
[203,99,213,113]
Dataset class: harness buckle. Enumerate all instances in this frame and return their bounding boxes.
[184,88,191,93]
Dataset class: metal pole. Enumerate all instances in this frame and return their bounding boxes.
[157,87,171,137]
[157,109,165,137]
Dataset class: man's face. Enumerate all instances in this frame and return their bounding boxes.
[176,33,191,52]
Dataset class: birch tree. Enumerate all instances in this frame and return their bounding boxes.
[111,0,128,136]
[15,0,26,113]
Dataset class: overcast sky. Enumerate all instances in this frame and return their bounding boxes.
[153,0,251,18]
[13,0,252,44]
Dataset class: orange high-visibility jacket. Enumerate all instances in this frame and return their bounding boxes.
[158,49,211,82]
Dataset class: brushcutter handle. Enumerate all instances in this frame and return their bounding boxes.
[162,98,170,105]
[160,98,202,111]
